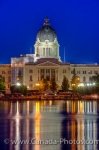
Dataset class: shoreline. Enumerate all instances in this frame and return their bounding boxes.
[0,95,99,101]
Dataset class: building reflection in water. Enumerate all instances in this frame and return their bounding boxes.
[65,100,97,114]
[0,100,99,150]
[61,100,98,150]
[34,101,41,150]
[15,101,20,150]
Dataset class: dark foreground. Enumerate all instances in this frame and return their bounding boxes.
[0,100,99,150]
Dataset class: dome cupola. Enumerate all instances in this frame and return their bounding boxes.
[37,18,57,42]
[34,18,60,61]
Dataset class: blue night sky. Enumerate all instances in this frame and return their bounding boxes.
[0,0,99,64]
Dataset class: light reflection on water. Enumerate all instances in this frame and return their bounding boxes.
[0,100,99,150]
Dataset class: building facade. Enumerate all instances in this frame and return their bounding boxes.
[1,18,99,90]
[0,65,11,91]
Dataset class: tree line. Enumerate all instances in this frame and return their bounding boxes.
[1,71,99,94]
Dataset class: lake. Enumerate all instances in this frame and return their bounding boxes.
[0,100,99,150]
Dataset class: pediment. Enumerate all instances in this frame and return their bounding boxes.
[37,61,60,66]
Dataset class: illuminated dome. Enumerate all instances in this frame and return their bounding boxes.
[34,18,61,62]
[37,18,57,42]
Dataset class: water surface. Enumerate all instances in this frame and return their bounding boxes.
[0,100,99,150]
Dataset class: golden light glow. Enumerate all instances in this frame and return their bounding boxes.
[49,100,52,106]
[35,83,40,86]
[34,102,41,150]
[72,84,75,86]
[79,101,84,113]
[35,102,41,119]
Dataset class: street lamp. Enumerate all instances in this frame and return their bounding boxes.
[86,82,96,87]
[35,83,40,90]
[92,82,96,86]
[35,83,40,86]
[78,82,96,87]
[16,82,21,87]
[78,83,84,87]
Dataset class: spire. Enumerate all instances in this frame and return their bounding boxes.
[43,17,50,26]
